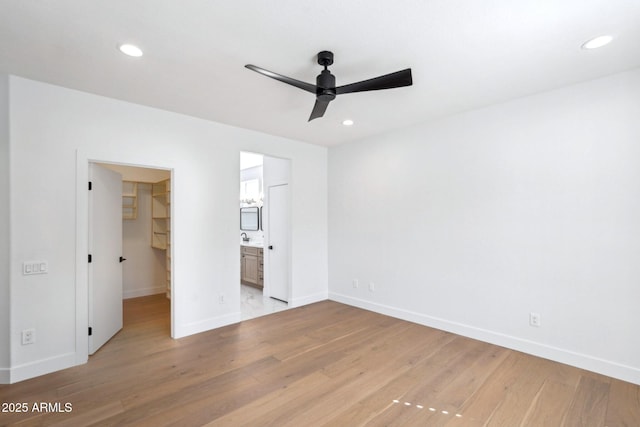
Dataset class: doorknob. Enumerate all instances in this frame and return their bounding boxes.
[119,256,127,263]
[268,245,273,250]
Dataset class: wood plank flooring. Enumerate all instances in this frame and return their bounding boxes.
[1,294,639,426]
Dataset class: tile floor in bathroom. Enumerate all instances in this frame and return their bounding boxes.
[241,284,289,321]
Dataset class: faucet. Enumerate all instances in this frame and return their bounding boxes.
[240,232,249,242]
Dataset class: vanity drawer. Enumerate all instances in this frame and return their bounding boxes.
[241,246,260,256]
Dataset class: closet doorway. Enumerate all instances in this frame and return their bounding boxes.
[90,162,172,354]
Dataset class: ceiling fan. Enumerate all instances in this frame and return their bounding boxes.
[245,51,413,121]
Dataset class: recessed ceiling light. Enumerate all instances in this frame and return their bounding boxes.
[118,43,143,57]
[581,35,613,50]
[342,119,354,126]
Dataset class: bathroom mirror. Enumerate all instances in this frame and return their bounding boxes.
[240,207,259,231]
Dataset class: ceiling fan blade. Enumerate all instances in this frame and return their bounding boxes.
[308,98,331,121]
[335,68,412,95]
[245,64,316,94]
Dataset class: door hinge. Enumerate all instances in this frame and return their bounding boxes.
[88,181,92,191]
[88,327,93,336]
[88,254,92,263]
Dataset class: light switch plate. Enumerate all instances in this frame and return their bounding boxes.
[23,261,48,275]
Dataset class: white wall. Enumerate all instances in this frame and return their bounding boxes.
[0,74,10,382]
[264,155,290,187]
[328,69,640,385]
[5,75,328,383]
[240,164,263,192]
[122,183,167,298]
[240,164,264,242]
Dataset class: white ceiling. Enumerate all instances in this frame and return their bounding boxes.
[1,1,639,146]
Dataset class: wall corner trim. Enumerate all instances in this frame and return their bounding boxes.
[290,292,328,308]
[8,352,77,384]
[173,312,242,339]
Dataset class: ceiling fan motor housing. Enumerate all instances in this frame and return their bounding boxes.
[317,70,336,100]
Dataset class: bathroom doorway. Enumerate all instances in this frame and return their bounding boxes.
[239,152,291,320]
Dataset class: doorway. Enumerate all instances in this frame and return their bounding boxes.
[239,152,291,320]
[88,162,172,354]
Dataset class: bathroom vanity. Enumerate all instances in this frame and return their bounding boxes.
[241,244,264,289]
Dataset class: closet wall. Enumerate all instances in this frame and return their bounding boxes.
[122,182,166,298]
[100,164,170,298]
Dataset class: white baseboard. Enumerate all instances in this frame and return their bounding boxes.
[329,292,640,386]
[290,291,328,308]
[8,352,77,384]
[123,286,166,299]
[173,291,327,339]
[173,312,242,339]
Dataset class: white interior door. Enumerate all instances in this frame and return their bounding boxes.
[267,184,290,302]
[89,163,123,354]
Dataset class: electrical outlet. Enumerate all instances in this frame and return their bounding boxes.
[22,329,36,345]
[530,312,541,327]
[369,282,375,292]
[219,294,225,304]
[352,279,359,288]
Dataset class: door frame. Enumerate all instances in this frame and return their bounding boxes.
[75,150,174,365]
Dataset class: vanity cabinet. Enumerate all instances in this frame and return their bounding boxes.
[241,246,263,289]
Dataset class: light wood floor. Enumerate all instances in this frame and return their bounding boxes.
[1,295,639,426]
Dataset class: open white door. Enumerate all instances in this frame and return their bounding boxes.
[88,163,123,354]
[267,184,290,302]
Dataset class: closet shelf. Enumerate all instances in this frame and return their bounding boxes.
[151,178,171,299]
[122,181,138,220]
